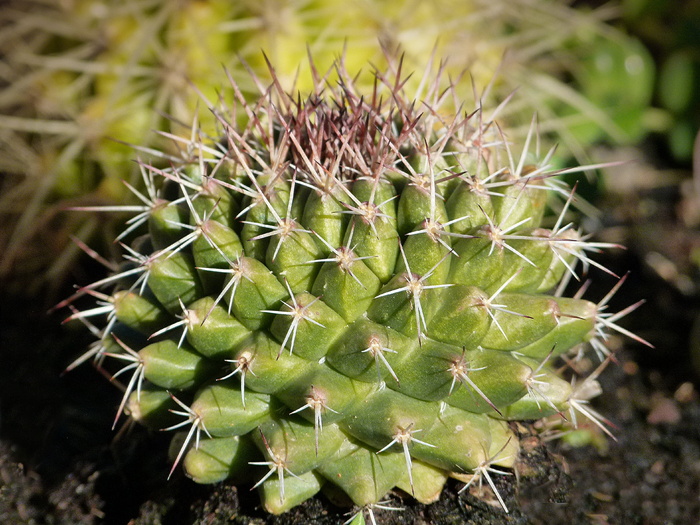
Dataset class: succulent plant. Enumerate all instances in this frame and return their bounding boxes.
[61,60,648,521]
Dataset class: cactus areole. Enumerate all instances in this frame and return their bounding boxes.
[63,61,645,520]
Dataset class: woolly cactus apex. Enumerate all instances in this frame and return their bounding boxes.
[63,59,651,519]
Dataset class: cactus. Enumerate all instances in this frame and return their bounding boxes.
[62,60,649,521]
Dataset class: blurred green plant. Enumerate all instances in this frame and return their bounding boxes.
[621,0,700,162]
[564,30,655,145]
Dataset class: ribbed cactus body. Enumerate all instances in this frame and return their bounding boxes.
[65,64,638,518]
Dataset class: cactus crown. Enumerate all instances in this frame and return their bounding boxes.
[63,59,647,520]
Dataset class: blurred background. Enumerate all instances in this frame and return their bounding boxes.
[1,1,699,523]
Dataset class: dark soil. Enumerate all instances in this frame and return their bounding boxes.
[1,208,699,525]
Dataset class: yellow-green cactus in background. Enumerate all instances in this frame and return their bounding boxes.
[0,0,653,290]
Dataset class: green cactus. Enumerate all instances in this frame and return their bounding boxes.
[62,61,649,520]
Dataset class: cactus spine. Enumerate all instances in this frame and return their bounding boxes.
[62,60,648,519]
